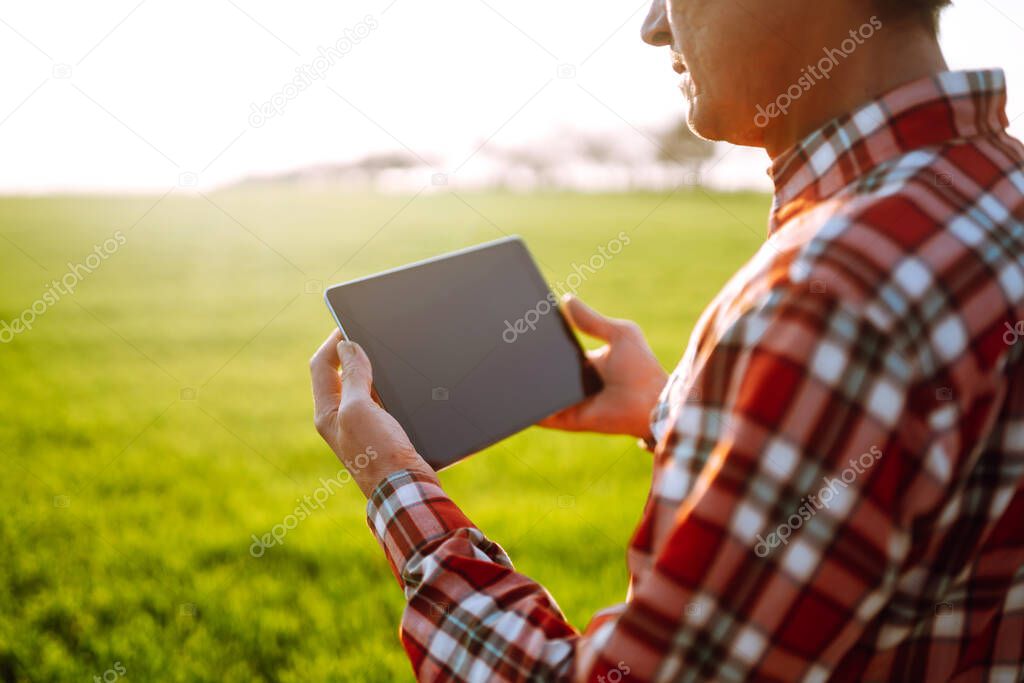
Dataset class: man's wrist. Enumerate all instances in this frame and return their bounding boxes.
[633,373,667,443]
[350,452,433,499]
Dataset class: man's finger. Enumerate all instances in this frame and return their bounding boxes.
[537,404,583,431]
[311,329,344,421]
[563,295,617,341]
[338,341,374,407]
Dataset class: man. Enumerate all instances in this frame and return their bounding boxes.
[311,0,1024,679]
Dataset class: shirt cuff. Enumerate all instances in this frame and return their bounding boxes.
[365,468,476,585]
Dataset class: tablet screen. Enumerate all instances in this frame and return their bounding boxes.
[324,237,600,469]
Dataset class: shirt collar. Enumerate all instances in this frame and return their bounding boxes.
[767,69,1010,235]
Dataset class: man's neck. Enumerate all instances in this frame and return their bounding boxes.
[763,20,949,159]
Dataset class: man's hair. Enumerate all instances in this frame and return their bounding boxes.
[876,0,951,33]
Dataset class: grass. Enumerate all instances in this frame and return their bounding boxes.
[0,187,769,682]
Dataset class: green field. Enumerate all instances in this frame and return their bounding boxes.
[0,188,769,682]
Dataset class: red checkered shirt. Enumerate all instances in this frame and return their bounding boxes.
[366,69,1024,682]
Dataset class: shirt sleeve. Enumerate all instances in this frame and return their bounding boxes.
[366,284,933,682]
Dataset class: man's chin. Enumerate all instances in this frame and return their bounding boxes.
[688,101,766,149]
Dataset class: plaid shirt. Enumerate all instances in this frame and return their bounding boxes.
[366,69,1024,682]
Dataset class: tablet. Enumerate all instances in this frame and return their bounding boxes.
[324,237,602,469]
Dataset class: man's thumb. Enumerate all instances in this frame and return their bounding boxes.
[338,341,373,405]
[563,295,615,341]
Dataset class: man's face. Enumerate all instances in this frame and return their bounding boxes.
[641,0,849,148]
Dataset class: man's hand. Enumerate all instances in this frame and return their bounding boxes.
[539,296,668,441]
[310,329,432,498]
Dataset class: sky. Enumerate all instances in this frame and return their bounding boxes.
[0,0,1021,193]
